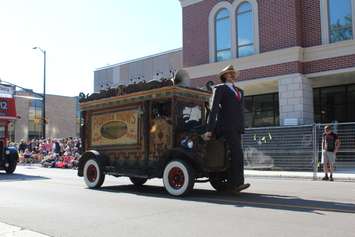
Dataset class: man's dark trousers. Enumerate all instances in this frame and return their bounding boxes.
[224,129,244,187]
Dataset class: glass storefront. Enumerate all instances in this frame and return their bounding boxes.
[28,99,43,139]
[314,84,355,123]
[244,93,279,128]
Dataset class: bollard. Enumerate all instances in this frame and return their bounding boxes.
[312,124,318,180]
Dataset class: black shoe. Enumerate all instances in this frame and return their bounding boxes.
[230,183,251,194]
[329,176,334,181]
[322,176,329,181]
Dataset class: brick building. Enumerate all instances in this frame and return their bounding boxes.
[179,0,355,127]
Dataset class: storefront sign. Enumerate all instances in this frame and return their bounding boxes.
[0,97,17,119]
[0,84,14,98]
[91,110,139,146]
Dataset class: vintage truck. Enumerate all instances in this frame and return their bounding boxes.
[78,80,231,196]
[0,122,18,174]
[0,89,18,174]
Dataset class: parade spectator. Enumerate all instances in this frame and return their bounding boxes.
[39,140,47,155]
[52,139,61,156]
[41,151,57,168]
[45,139,52,154]
[18,139,27,153]
[322,125,341,181]
[15,137,82,168]
[23,148,33,164]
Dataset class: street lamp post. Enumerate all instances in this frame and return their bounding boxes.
[33,47,46,139]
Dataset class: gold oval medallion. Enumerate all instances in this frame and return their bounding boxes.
[100,121,128,140]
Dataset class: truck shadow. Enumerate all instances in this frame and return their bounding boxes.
[0,172,49,182]
[99,184,355,215]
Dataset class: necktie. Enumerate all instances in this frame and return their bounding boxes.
[233,86,241,101]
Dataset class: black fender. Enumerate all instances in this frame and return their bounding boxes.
[78,150,106,177]
[159,148,203,176]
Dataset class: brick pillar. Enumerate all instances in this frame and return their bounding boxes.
[278,74,314,126]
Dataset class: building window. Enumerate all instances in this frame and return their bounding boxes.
[208,0,259,63]
[314,84,355,123]
[236,2,255,57]
[244,93,279,128]
[28,99,43,139]
[321,0,355,44]
[328,0,353,43]
[215,8,232,62]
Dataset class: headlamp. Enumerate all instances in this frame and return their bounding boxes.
[187,140,194,149]
[180,137,194,150]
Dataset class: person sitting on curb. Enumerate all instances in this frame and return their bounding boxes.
[322,125,340,181]
[23,148,33,164]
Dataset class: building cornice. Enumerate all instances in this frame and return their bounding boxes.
[303,39,355,62]
[306,66,355,78]
[184,40,355,79]
[179,0,204,7]
[185,47,303,79]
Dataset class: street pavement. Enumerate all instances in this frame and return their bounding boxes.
[1,166,355,237]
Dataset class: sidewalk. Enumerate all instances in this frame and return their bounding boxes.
[245,170,355,181]
[0,222,49,237]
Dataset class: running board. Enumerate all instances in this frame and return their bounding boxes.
[107,172,149,179]
[195,179,210,183]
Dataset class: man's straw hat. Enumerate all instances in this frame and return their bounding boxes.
[218,65,240,81]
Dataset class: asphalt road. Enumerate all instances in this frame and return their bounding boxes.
[1,166,355,237]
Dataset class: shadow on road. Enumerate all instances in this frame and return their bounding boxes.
[0,172,49,182]
[98,184,355,214]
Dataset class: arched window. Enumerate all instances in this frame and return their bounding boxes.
[209,1,259,62]
[236,2,255,57]
[328,0,353,43]
[215,8,232,62]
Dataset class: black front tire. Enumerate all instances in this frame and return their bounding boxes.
[5,160,17,174]
[130,177,148,187]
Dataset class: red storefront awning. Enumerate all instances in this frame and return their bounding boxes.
[0,97,17,120]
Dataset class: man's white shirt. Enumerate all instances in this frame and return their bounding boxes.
[224,82,241,99]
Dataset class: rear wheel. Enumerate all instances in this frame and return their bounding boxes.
[83,159,105,189]
[130,177,147,187]
[163,159,195,196]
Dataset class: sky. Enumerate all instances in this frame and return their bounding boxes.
[0,0,182,97]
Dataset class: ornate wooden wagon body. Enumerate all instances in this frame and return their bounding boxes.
[78,84,230,196]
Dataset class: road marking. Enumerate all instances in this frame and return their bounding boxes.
[0,222,50,237]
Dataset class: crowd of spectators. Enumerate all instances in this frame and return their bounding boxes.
[14,137,82,169]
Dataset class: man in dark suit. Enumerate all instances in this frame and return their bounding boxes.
[204,65,250,193]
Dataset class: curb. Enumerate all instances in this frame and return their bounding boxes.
[245,171,355,182]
